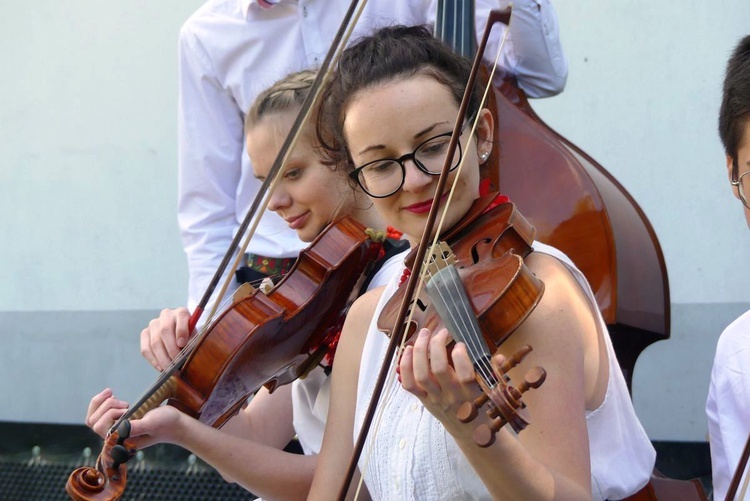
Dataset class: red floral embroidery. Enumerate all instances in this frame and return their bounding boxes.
[310,238,385,372]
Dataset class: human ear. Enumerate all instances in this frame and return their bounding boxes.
[474,108,495,160]
[727,155,741,200]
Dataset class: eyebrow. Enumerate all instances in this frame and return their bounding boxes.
[356,121,451,156]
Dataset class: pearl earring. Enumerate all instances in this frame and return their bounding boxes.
[480,151,490,162]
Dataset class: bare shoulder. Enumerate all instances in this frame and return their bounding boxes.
[333,286,386,373]
[507,251,599,362]
[523,251,593,315]
[344,286,385,330]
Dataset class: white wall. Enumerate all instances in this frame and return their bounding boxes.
[531,1,750,440]
[1,0,748,441]
[0,1,200,312]
[534,1,750,305]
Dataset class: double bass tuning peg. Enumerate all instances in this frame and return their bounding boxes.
[456,345,546,448]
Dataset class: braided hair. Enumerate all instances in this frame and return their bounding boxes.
[244,69,317,136]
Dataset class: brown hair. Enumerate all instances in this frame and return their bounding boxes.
[316,25,483,171]
[244,69,317,137]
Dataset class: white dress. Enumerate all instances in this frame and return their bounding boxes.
[354,242,655,500]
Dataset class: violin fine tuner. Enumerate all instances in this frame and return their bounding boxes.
[456,345,546,448]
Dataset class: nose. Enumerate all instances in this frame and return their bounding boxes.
[401,159,433,193]
[267,187,291,212]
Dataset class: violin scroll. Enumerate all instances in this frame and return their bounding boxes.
[456,345,546,448]
[66,421,134,501]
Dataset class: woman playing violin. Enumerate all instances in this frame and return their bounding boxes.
[85,69,404,500]
[307,26,655,500]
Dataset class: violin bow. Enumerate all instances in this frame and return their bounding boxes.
[188,0,371,329]
[337,8,513,500]
[106,0,370,436]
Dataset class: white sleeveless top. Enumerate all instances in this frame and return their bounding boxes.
[354,242,655,500]
[291,248,409,455]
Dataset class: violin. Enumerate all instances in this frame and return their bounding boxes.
[67,3,377,499]
[66,218,384,501]
[378,198,548,446]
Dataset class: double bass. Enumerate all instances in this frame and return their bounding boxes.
[436,1,669,392]
[436,4,706,500]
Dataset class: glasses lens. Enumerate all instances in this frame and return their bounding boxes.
[415,134,462,174]
[358,160,403,197]
[739,172,750,209]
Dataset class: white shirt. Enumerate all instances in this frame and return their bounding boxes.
[177,0,568,310]
[707,309,750,501]
[354,242,654,500]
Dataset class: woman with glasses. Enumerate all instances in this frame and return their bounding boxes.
[84,70,408,500]
[706,35,750,501]
[307,26,655,500]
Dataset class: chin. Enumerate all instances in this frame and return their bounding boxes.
[297,228,314,243]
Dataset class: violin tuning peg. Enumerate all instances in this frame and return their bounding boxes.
[504,366,546,404]
[520,366,546,391]
[456,391,490,423]
[493,345,533,376]
[115,420,131,442]
[473,416,507,448]
[110,444,132,470]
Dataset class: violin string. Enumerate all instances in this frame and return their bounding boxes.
[424,264,495,385]
[425,17,509,262]
[441,266,494,382]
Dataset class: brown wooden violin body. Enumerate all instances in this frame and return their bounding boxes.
[378,198,542,348]
[166,216,382,428]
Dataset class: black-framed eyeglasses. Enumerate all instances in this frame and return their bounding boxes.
[349,127,467,199]
[731,160,750,209]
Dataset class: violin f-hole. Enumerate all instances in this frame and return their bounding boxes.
[469,237,493,265]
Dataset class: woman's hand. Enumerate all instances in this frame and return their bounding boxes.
[140,307,192,371]
[398,327,482,435]
[85,388,129,438]
[126,406,186,448]
[85,388,186,449]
